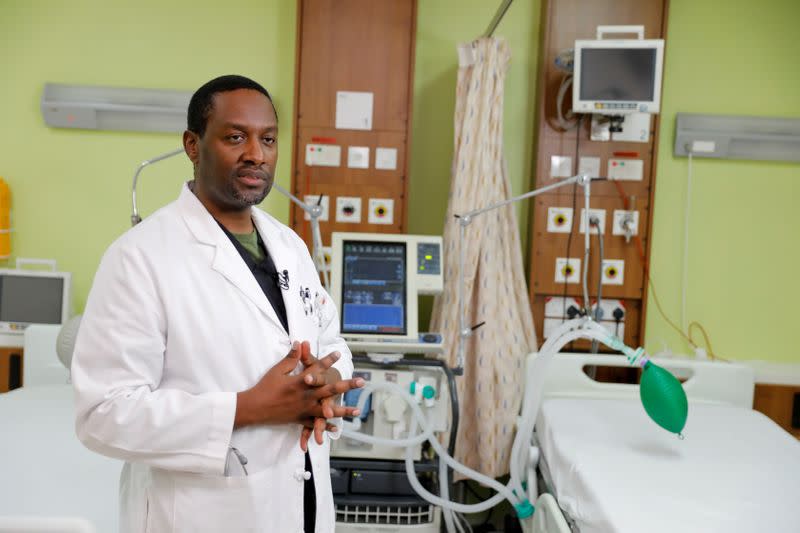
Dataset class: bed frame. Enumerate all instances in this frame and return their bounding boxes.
[521,352,756,533]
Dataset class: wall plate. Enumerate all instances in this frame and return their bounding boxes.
[578,156,601,178]
[611,112,651,143]
[608,159,644,181]
[612,210,639,236]
[368,198,394,225]
[554,257,581,284]
[601,259,625,285]
[375,147,398,170]
[590,115,611,141]
[579,208,606,235]
[550,155,573,178]
[347,146,370,169]
[305,144,341,167]
[544,296,583,318]
[589,298,625,322]
[303,194,329,221]
[320,246,332,273]
[547,207,573,233]
[336,196,362,223]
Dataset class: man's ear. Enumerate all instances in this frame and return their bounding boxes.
[183,130,199,165]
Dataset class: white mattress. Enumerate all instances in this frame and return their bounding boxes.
[0,385,121,531]
[537,398,800,533]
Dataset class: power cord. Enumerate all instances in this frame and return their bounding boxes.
[589,216,604,353]
[610,180,726,361]
[560,116,584,326]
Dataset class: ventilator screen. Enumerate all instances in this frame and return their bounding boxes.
[341,241,406,335]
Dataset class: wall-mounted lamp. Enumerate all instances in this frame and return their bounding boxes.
[674,113,800,162]
[41,83,191,133]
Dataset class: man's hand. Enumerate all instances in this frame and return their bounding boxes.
[298,342,354,451]
[234,342,364,430]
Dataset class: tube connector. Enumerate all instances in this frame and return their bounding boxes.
[308,204,324,219]
[514,499,535,519]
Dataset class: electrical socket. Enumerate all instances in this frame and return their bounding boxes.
[590,299,625,321]
[544,296,582,318]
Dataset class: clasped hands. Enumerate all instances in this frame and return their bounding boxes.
[234,340,364,451]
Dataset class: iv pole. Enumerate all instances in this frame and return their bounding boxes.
[130,147,330,291]
[454,173,594,371]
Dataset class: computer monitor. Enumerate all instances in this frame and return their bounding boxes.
[330,232,443,345]
[572,38,665,115]
[0,269,71,334]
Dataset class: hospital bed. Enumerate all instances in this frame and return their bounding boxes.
[524,352,800,533]
[0,325,120,533]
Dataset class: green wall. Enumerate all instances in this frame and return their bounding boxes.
[2,0,797,363]
[0,0,297,313]
[647,0,800,362]
[409,0,540,242]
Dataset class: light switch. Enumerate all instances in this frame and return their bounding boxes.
[347,146,370,169]
[375,147,398,170]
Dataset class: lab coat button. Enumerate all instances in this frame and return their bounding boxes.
[294,469,311,481]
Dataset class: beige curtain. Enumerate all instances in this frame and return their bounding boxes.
[431,38,536,479]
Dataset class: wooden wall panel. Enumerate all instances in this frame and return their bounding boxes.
[754,384,800,439]
[528,0,669,350]
[0,347,23,393]
[291,0,417,244]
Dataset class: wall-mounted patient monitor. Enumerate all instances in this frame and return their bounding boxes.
[0,266,71,334]
[573,26,665,115]
[330,232,443,354]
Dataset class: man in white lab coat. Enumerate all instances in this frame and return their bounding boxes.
[72,75,362,533]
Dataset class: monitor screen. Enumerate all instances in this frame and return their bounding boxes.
[340,240,406,335]
[0,275,64,324]
[579,48,657,102]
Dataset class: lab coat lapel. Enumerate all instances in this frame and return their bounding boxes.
[252,210,300,337]
[176,184,286,332]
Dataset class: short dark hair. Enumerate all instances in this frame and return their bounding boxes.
[187,75,277,137]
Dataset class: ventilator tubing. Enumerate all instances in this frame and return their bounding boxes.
[340,318,623,523]
[342,382,517,514]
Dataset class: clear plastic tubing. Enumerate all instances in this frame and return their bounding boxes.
[342,382,519,512]
[340,318,622,518]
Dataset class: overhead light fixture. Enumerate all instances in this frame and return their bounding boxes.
[41,83,191,133]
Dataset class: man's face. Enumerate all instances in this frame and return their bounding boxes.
[185,89,278,211]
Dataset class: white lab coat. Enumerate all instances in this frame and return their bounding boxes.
[72,183,352,533]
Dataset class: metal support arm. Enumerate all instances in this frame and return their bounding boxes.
[454,174,593,371]
[130,148,330,290]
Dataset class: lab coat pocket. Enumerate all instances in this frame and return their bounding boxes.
[151,461,303,533]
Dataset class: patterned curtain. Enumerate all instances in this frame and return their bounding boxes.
[430,38,536,479]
